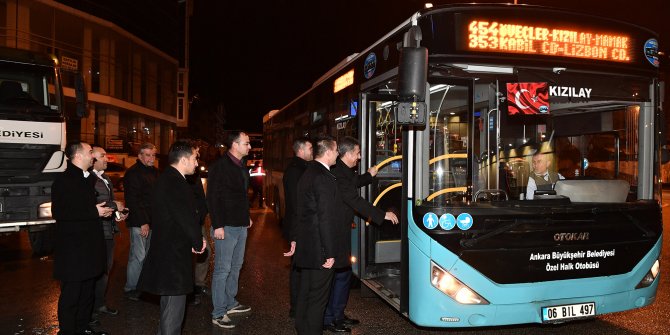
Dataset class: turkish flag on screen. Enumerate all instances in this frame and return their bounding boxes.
[506,82,550,115]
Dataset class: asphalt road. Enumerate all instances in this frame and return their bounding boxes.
[0,198,669,335]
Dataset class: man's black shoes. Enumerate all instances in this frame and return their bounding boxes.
[340,316,360,326]
[96,305,119,316]
[194,285,210,296]
[124,289,140,301]
[323,322,351,333]
[76,329,110,335]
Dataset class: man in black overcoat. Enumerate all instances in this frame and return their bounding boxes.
[137,140,206,335]
[324,136,399,332]
[292,135,340,335]
[52,141,114,335]
[281,137,313,318]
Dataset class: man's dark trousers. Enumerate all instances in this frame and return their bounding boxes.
[295,268,334,335]
[289,259,300,317]
[323,267,352,325]
[158,295,186,335]
[58,277,96,333]
[94,239,115,309]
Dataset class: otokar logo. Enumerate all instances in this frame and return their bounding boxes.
[1,130,44,139]
[554,232,590,242]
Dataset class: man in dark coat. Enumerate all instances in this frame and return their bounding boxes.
[187,148,211,298]
[52,141,114,335]
[137,140,206,335]
[208,131,253,329]
[281,137,313,318]
[89,146,127,326]
[123,142,159,300]
[292,135,340,335]
[324,136,398,332]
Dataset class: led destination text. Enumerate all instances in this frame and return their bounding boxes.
[467,20,632,62]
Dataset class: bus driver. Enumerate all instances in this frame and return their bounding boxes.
[526,151,564,200]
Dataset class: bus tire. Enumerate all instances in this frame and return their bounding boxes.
[28,226,55,256]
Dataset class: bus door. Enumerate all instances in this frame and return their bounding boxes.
[358,92,404,309]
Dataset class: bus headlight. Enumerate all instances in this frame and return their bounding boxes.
[636,259,660,289]
[431,261,488,304]
[38,202,52,218]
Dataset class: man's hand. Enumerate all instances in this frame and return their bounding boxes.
[385,211,399,225]
[368,166,378,177]
[213,227,225,240]
[140,224,150,238]
[192,237,207,254]
[96,202,114,218]
[283,241,296,257]
[248,218,254,228]
[322,257,335,269]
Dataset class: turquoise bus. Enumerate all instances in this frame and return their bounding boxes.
[263,4,662,327]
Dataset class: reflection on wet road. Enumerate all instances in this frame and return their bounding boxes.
[1,199,669,334]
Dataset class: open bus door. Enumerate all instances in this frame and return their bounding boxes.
[356,92,404,310]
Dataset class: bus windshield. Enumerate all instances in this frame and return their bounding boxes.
[0,62,59,119]
[425,70,652,204]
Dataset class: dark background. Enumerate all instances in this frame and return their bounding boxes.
[189,0,669,134]
[55,0,670,136]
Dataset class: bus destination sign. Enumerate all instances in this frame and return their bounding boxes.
[467,20,632,63]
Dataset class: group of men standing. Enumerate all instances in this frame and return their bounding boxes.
[283,136,398,335]
[52,131,254,335]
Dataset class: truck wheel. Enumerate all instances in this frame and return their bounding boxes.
[29,227,55,256]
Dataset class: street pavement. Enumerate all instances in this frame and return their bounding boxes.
[1,201,669,334]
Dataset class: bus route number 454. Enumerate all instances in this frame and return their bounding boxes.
[542,302,596,322]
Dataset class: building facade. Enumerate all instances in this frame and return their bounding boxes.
[0,0,189,163]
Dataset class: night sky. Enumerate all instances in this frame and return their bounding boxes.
[188,0,668,134]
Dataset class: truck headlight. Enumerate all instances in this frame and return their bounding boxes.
[38,202,52,218]
[636,259,660,289]
[431,261,488,304]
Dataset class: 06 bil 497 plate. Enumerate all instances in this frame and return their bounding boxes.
[542,302,596,322]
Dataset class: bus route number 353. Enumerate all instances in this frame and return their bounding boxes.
[542,302,596,322]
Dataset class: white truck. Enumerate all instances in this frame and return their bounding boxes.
[0,47,85,254]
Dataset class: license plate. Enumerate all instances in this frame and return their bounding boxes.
[542,302,596,322]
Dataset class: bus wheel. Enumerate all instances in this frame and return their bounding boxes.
[28,226,55,256]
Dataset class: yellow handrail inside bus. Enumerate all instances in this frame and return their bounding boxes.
[427,187,468,201]
[428,153,468,165]
[373,182,402,206]
[374,155,402,171]
[367,182,402,226]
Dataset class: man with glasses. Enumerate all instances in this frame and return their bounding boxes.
[208,131,253,329]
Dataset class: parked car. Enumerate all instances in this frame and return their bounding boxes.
[105,162,126,191]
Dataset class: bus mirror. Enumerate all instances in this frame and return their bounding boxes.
[396,47,428,126]
[398,47,427,101]
[74,74,88,118]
